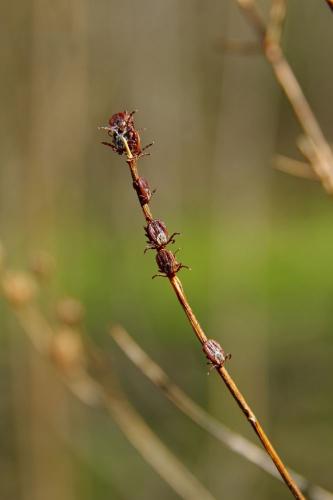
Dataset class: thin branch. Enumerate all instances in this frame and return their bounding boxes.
[234,0,333,194]
[325,1,333,13]
[99,116,305,499]
[111,324,333,500]
[274,155,319,181]
[267,0,286,46]
[172,270,303,500]
[101,388,215,500]
[1,271,215,500]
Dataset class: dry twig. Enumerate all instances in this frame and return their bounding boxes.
[111,324,333,500]
[325,1,333,13]
[234,0,333,194]
[1,270,215,500]
[274,155,319,181]
[100,111,305,499]
[266,0,286,46]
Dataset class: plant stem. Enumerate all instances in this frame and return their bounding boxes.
[1,273,215,500]
[235,0,333,194]
[119,136,305,499]
[111,325,333,500]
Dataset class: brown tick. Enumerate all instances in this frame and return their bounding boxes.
[153,249,189,278]
[202,339,231,369]
[133,177,155,206]
[99,110,153,158]
[145,220,180,252]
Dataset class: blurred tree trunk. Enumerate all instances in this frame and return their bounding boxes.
[25,0,89,243]
[7,1,89,499]
[207,1,279,497]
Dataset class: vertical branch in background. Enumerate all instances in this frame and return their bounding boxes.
[0,7,32,497]
[99,113,305,499]
[16,0,89,499]
[235,0,333,193]
[210,0,278,495]
[266,0,286,46]
[27,0,89,242]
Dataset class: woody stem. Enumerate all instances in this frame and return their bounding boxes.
[118,135,304,499]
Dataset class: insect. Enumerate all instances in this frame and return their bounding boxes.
[99,111,136,154]
[145,219,179,252]
[99,110,153,158]
[108,110,136,132]
[133,177,155,206]
[153,249,189,278]
[202,339,231,369]
[125,127,144,157]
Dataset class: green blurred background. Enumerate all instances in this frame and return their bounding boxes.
[1,0,333,498]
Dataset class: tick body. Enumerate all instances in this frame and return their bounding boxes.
[203,339,231,368]
[126,127,143,157]
[133,177,154,206]
[100,110,138,156]
[153,249,189,278]
[108,111,135,132]
[100,110,153,158]
[145,220,179,251]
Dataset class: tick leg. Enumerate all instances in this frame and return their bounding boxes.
[179,264,191,272]
[168,232,180,244]
[101,142,118,152]
[152,273,167,279]
[137,152,152,160]
[142,141,154,152]
[206,362,217,375]
[144,245,155,254]
[129,109,138,120]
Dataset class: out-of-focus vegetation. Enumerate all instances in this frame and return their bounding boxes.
[1,1,333,499]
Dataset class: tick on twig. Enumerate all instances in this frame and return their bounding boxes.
[145,220,180,252]
[108,110,136,133]
[99,110,135,155]
[99,110,154,158]
[203,339,231,369]
[153,249,189,278]
[133,177,155,206]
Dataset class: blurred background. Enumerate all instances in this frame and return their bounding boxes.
[1,0,333,498]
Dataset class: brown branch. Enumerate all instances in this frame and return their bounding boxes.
[274,155,319,181]
[1,271,215,500]
[326,0,333,13]
[266,0,286,46]
[110,324,333,500]
[234,0,333,194]
[102,129,305,499]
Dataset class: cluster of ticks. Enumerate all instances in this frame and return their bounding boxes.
[99,111,231,369]
[99,110,189,279]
